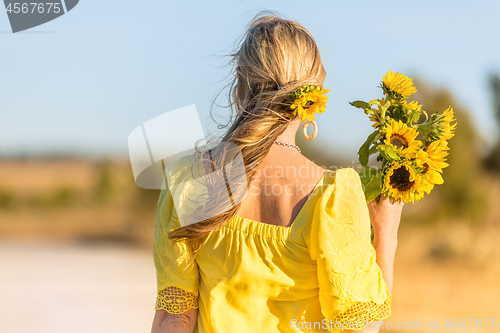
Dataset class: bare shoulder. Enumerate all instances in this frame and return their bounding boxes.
[302,156,327,178]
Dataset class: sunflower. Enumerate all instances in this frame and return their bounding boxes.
[383,161,427,203]
[425,140,449,170]
[369,113,380,128]
[384,119,422,158]
[413,140,450,188]
[415,143,449,172]
[439,106,457,141]
[437,139,450,151]
[367,98,390,128]
[424,169,444,186]
[382,71,417,97]
[404,100,422,112]
[290,86,330,122]
[425,106,457,144]
[416,153,444,187]
[368,103,383,128]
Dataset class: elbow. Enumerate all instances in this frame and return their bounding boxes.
[160,316,190,332]
[152,309,198,333]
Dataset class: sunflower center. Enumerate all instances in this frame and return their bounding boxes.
[422,163,429,174]
[390,134,408,149]
[389,166,414,191]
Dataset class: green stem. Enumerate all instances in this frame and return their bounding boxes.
[416,122,431,137]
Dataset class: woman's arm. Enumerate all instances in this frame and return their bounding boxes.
[151,309,198,333]
[343,194,403,333]
[369,194,402,294]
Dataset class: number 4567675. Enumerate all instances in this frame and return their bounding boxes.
[444,319,498,330]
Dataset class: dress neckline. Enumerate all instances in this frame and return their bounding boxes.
[230,168,330,232]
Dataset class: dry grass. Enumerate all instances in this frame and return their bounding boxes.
[0,158,96,194]
[385,223,500,332]
[0,157,158,247]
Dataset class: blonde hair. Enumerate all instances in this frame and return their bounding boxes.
[168,11,327,258]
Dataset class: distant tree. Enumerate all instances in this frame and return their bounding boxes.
[93,159,114,205]
[490,74,500,126]
[406,78,488,224]
[484,73,500,172]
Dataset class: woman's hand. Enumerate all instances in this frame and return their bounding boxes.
[367,194,404,238]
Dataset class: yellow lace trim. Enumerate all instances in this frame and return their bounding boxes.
[329,287,392,332]
[155,286,199,314]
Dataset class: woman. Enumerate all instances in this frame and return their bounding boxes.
[151,12,403,333]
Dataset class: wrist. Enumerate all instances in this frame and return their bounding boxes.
[373,227,399,240]
[373,231,398,251]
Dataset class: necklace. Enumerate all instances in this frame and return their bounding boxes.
[274,140,301,154]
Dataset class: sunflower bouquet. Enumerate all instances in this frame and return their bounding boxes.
[350,71,457,203]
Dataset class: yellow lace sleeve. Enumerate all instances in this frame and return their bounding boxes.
[155,286,199,314]
[303,168,391,332]
[153,157,199,314]
[330,285,391,330]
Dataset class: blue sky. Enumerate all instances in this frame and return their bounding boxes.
[1,0,499,160]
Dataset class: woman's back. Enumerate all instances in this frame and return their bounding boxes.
[236,132,326,228]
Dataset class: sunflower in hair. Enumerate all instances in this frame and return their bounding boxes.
[288,85,330,122]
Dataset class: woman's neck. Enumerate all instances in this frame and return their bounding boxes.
[275,118,301,144]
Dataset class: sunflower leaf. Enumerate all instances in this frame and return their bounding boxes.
[358,166,379,186]
[350,101,371,111]
[377,144,401,161]
[364,174,383,202]
[358,167,382,202]
[368,145,378,156]
[412,111,422,124]
[358,131,378,167]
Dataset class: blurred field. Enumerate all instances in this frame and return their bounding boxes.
[1,157,499,332]
[0,157,158,246]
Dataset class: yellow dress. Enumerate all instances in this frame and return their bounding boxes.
[153,155,391,333]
